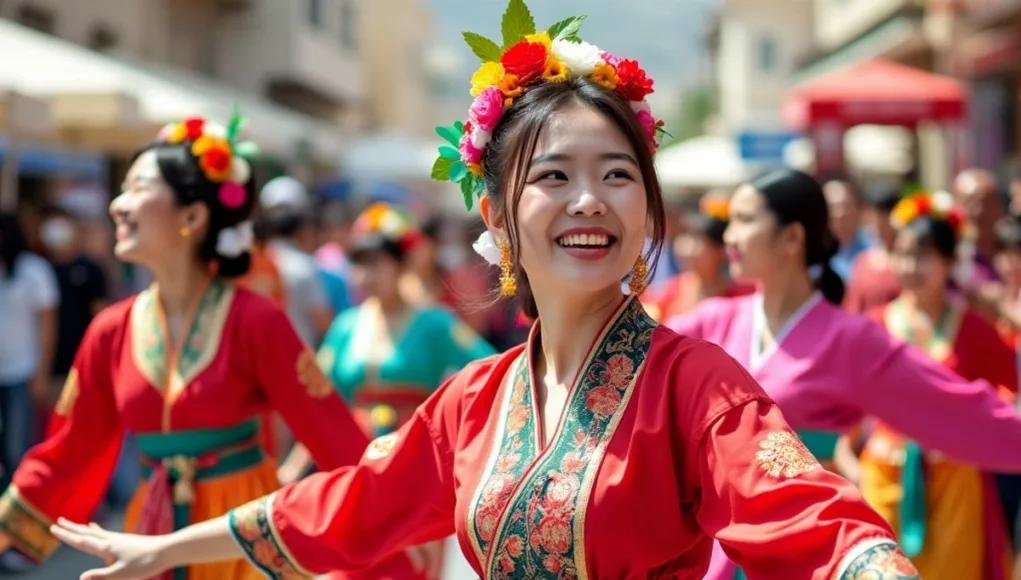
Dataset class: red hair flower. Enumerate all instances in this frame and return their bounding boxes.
[615,59,654,102]
[501,40,548,85]
[200,148,233,182]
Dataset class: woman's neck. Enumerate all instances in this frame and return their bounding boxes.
[376,292,408,316]
[533,284,623,387]
[152,261,213,318]
[901,288,945,324]
[760,270,817,335]
[694,269,725,299]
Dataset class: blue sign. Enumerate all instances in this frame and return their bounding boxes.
[737,131,801,163]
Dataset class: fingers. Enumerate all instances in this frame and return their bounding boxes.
[405,546,426,573]
[57,518,105,537]
[50,524,110,559]
[81,561,126,580]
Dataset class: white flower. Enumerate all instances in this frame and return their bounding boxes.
[204,123,228,139]
[216,220,254,258]
[380,211,404,235]
[470,128,491,150]
[472,230,502,266]
[932,190,954,213]
[551,39,602,76]
[630,100,651,115]
[231,156,251,185]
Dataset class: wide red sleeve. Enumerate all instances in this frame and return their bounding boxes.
[226,359,482,577]
[958,310,1018,396]
[0,307,125,563]
[244,298,368,470]
[695,399,917,579]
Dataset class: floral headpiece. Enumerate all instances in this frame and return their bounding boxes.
[353,203,422,251]
[699,194,730,222]
[155,109,257,259]
[890,191,969,240]
[431,0,669,210]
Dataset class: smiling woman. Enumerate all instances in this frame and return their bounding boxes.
[46,2,921,579]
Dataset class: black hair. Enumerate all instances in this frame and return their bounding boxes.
[900,216,958,260]
[864,184,902,213]
[133,140,256,278]
[685,212,727,246]
[350,232,405,264]
[0,213,27,280]
[262,207,315,239]
[420,215,442,242]
[749,168,844,304]
[481,77,666,319]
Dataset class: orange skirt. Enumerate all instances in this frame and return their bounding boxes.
[126,459,279,580]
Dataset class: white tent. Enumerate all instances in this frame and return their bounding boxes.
[655,136,747,191]
[341,132,438,182]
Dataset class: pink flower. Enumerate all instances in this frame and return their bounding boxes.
[600,51,622,68]
[636,109,657,143]
[218,181,247,209]
[458,131,484,165]
[469,86,505,133]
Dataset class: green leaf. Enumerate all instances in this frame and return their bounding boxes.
[462,32,503,63]
[460,178,475,210]
[439,145,460,160]
[449,161,469,183]
[431,157,455,181]
[547,16,585,41]
[656,125,674,139]
[501,0,535,48]
[454,120,464,133]
[435,125,461,147]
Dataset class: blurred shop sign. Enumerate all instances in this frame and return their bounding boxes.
[736,130,801,163]
[0,91,55,137]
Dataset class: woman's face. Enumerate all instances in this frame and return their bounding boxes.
[891,229,950,296]
[352,251,402,300]
[495,102,648,297]
[109,151,202,266]
[673,230,724,279]
[724,184,797,283]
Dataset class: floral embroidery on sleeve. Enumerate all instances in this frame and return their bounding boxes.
[296,349,333,399]
[838,541,919,579]
[229,494,313,580]
[365,432,399,460]
[54,369,79,417]
[755,431,822,479]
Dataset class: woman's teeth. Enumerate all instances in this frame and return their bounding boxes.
[557,234,611,247]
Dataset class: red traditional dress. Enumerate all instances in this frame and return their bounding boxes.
[228,296,917,579]
[0,279,411,580]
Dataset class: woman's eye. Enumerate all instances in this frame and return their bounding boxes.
[537,170,568,182]
[605,170,633,180]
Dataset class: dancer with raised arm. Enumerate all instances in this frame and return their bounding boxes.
[51,3,923,578]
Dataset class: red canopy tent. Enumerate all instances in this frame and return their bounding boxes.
[781,59,969,175]
[782,59,968,129]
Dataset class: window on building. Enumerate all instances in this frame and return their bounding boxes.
[308,0,323,29]
[757,36,777,71]
[340,0,357,50]
[87,25,119,52]
[16,4,55,34]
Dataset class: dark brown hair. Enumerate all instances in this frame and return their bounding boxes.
[481,77,666,319]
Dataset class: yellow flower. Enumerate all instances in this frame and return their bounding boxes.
[167,123,188,144]
[590,62,619,90]
[891,199,918,228]
[498,73,523,105]
[191,134,231,157]
[467,163,484,177]
[525,31,551,49]
[542,56,568,83]
[470,62,506,97]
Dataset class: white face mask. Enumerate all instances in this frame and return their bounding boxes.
[40,218,75,252]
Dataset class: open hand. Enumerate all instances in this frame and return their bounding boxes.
[405,539,444,580]
[50,518,171,580]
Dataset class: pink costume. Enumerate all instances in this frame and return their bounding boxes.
[666,293,1021,580]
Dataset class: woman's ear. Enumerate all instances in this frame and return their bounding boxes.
[480,195,507,240]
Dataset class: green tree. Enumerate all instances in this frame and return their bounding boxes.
[664,86,715,146]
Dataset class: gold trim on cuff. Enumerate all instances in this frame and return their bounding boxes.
[228,493,314,580]
[0,486,59,562]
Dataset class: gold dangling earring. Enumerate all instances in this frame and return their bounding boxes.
[179,226,192,239]
[498,239,517,297]
[629,255,648,296]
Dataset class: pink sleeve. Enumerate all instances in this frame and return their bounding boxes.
[665,296,731,340]
[850,318,1021,472]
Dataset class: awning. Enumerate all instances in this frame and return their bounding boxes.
[782,59,967,130]
[655,136,747,191]
[0,20,347,163]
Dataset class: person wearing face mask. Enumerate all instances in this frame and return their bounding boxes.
[666,168,1021,580]
[48,5,924,578]
[0,115,428,580]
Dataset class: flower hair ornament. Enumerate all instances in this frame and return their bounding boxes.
[156,107,257,258]
[890,190,976,286]
[699,193,730,222]
[431,0,670,211]
[352,203,423,252]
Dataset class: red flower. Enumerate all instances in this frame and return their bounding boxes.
[501,40,548,84]
[181,117,206,141]
[615,59,654,101]
[585,386,621,417]
[913,194,932,216]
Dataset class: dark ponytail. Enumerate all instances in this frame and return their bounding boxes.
[749,168,845,305]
